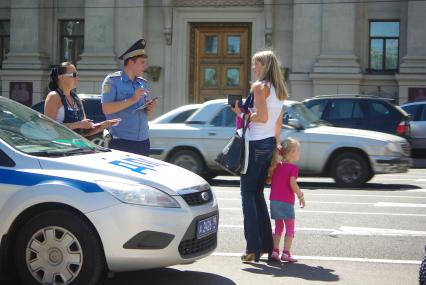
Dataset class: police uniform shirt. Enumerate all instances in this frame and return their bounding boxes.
[101,70,150,141]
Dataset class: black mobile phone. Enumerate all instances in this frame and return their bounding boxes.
[227,94,242,108]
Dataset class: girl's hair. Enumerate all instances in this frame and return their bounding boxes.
[48,62,73,91]
[266,138,300,183]
[250,50,288,100]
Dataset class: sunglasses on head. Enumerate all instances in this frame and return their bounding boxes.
[61,72,79,78]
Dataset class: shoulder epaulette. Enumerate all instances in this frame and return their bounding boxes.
[109,71,121,77]
[137,76,148,82]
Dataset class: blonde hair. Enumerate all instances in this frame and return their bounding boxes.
[250,50,288,100]
[266,138,300,183]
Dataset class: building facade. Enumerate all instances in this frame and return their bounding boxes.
[0,0,425,116]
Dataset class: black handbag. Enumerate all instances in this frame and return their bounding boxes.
[215,115,249,175]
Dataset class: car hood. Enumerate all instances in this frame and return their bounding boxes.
[308,126,407,143]
[36,149,208,195]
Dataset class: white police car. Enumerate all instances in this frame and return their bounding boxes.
[0,96,218,285]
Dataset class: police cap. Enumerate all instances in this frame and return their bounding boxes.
[118,39,148,60]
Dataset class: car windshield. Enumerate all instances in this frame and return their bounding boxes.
[0,97,102,157]
[284,102,323,128]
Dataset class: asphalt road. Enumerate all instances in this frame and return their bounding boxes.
[103,169,426,285]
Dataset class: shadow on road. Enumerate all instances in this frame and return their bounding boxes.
[242,260,339,282]
[101,267,236,285]
[210,178,422,191]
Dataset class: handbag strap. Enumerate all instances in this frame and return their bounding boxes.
[241,114,250,139]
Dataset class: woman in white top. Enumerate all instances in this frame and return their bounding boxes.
[232,50,288,262]
[45,62,118,137]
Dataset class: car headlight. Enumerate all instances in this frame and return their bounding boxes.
[386,142,400,153]
[97,181,180,208]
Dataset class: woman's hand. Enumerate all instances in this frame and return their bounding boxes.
[78,119,94,129]
[231,100,241,116]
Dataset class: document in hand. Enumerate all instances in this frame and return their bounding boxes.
[134,97,158,112]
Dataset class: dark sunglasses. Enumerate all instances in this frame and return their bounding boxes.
[61,72,79,78]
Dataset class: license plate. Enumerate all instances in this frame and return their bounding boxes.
[196,215,218,239]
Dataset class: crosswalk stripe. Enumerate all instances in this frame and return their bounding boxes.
[212,252,421,265]
[217,198,373,205]
[213,190,426,199]
[219,208,426,217]
[374,202,426,208]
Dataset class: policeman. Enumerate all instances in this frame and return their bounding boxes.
[101,38,157,156]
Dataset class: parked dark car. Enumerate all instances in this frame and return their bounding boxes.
[303,95,410,138]
[32,93,105,123]
[400,100,426,158]
[31,94,109,147]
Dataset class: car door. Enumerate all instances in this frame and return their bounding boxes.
[364,100,401,134]
[281,108,310,172]
[410,104,426,150]
[201,105,236,167]
[303,99,329,121]
[323,99,363,129]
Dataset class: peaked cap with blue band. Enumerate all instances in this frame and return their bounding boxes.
[118,39,148,60]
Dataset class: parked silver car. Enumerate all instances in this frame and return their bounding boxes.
[400,101,426,158]
[149,99,410,187]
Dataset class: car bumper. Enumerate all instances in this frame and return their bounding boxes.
[86,198,218,272]
[371,156,410,174]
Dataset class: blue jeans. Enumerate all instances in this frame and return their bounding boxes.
[240,136,276,255]
[109,138,150,156]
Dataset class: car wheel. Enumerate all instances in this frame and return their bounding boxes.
[168,150,204,176]
[420,248,426,285]
[331,152,370,188]
[14,210,105,285]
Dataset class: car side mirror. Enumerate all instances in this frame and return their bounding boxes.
[288,118,302,129]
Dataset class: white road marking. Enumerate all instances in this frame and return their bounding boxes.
[212,252,420,265]
[219,207,426,217]
[213,190,426,199]
[329,226,426,237]
[374,202,426,208]
[220,225,426,237]
[220,225,334,232]
[217,198,372,205]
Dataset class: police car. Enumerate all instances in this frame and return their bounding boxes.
[0,96,218,285]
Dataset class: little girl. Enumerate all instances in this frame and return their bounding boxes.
[267,138,305,262]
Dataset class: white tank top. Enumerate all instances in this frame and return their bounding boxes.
[247,83,284,141]
[56,106,65,123]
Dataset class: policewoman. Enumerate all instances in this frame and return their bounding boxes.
[101,39,157,156]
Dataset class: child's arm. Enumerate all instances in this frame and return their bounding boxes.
[290,176,305,208]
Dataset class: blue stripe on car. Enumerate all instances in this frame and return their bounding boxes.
[0,168,103,193]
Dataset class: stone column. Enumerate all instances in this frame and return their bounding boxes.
[310,2,361,96]
[77,0,118,71]
[162,0,173,111]
[1,0,51,103]
[396,1,426,102]
[264,0,273,48]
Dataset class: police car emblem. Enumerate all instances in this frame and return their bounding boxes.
[201,191,210,201]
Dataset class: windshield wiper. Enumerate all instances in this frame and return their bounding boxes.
[315,120,333,126]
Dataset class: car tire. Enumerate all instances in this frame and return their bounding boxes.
[14,210,105,285]
[420,246,426,285]
[331,152,370,188]
[168,149,205,176]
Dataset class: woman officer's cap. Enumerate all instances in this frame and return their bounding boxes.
[118,39,148,60]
